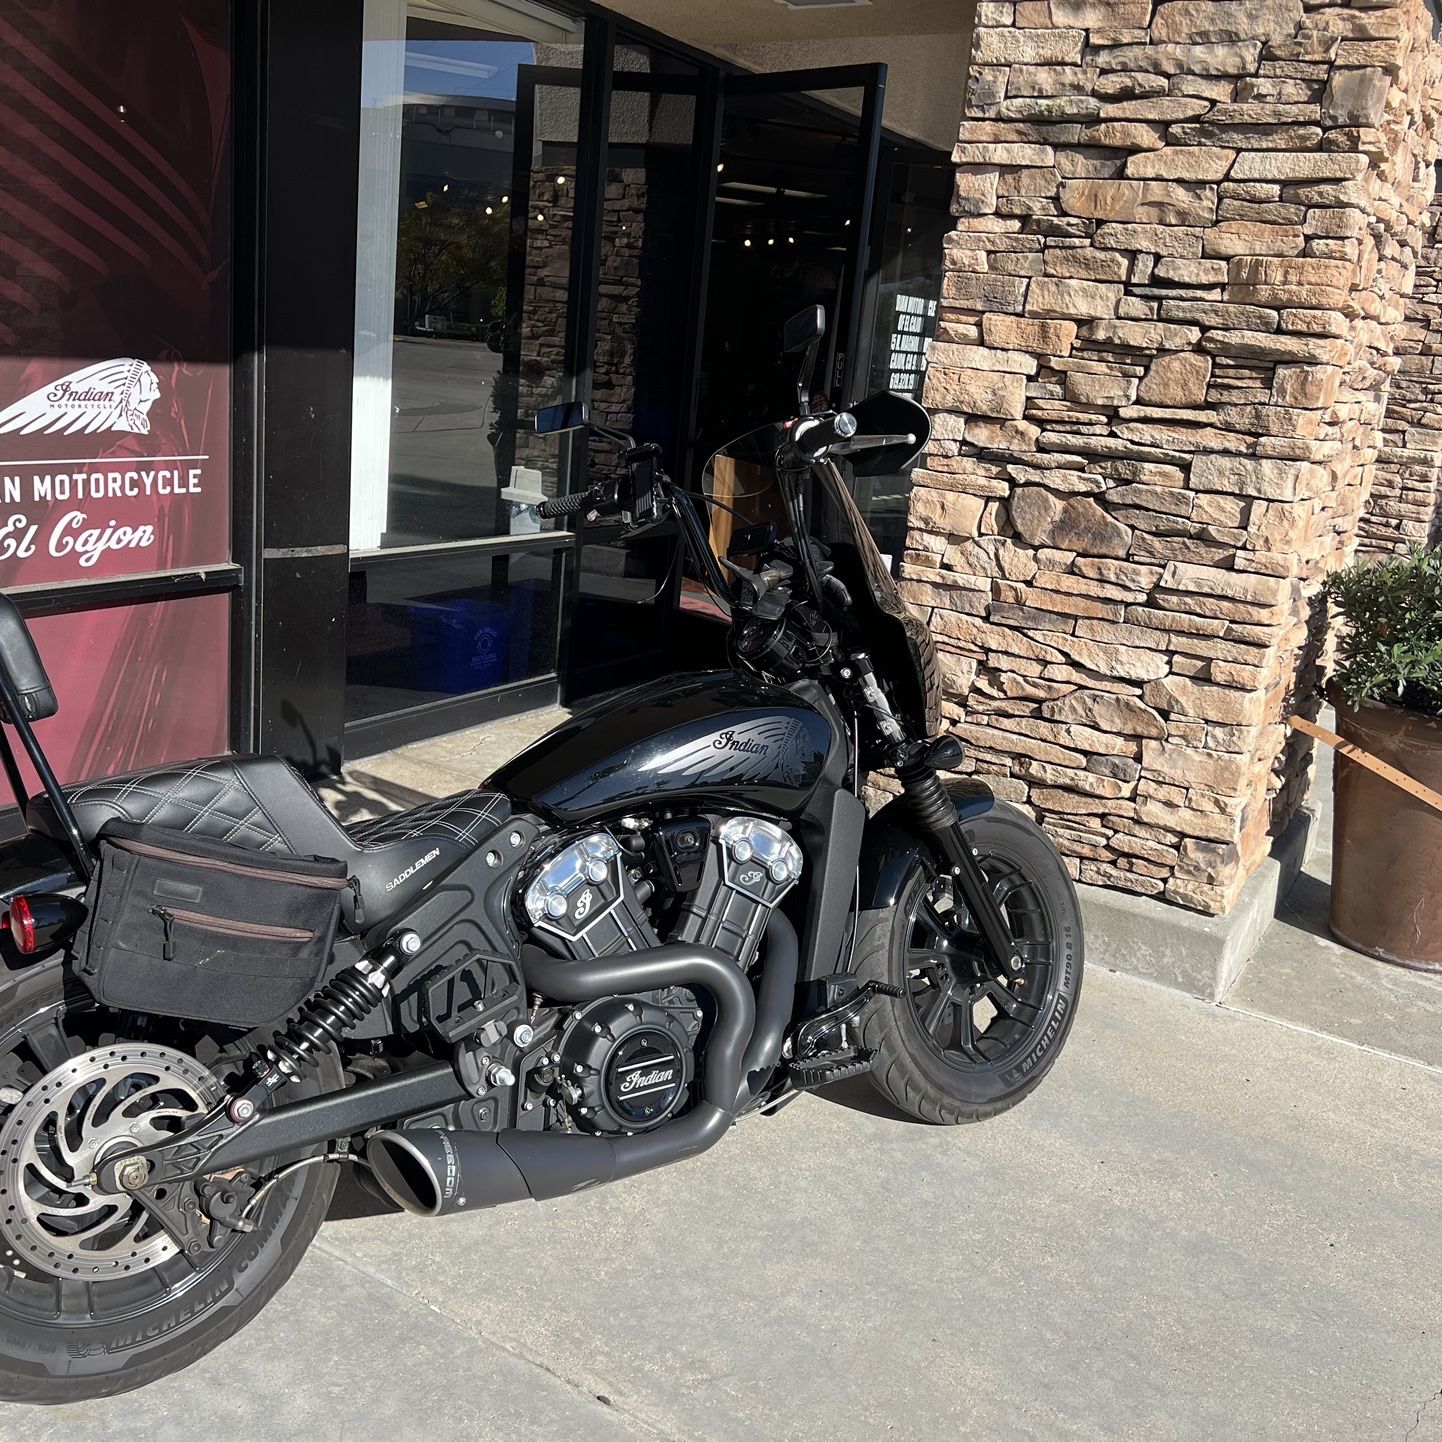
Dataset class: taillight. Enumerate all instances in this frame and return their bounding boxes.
[5,894,36,953]
[3,893,84,956]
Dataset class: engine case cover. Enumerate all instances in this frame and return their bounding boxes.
[560,998,694,1133]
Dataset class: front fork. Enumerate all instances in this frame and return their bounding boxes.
[843,654,1023,977]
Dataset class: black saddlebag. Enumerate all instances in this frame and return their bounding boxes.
[75,821,349,1027]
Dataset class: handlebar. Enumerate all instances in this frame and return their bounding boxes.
[790,412,858,461]
[536,488,597,520]
[829,431,918,456]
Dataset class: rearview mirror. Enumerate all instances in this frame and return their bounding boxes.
[783,305,825,355]
[533,401,589,434]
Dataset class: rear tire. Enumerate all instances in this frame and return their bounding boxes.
[856,802,1083,1124]
[0,957,338,1404]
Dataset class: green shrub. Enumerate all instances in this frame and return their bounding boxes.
[1326,545,1442,716]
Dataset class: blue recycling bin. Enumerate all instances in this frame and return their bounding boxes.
[409,598,509,694]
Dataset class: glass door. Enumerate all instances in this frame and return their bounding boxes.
[689,65,886,473]
[510,44,708,705]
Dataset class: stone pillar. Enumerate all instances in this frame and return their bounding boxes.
[905,0,1442,914]
[1360,173,1442,555]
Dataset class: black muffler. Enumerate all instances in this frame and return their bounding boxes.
[367,912,798,1216]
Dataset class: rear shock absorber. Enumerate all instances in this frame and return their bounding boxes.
[226,930,422,1123]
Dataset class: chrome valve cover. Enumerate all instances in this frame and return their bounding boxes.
[717,815,803,895]
[523,831,659,958]
[675,815,803,967]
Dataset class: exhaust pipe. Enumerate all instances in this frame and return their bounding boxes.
[367,913,798,1216]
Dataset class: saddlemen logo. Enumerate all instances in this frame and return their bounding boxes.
[618,1066,675,1094]
[639,716,817,787]
[0,359,162,437]
[385,847,440,893]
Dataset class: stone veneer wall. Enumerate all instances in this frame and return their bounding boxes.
[903,0,1442,914]
[1360,173,1442,555]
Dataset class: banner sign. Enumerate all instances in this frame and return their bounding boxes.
[0,1,233,588]
[0,596,232,807]
[0,2,234,797]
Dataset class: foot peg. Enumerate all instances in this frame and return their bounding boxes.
[788,1047,875,1089]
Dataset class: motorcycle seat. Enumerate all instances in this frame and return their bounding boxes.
[26,753,513,931]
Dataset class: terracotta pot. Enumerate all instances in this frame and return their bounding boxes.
[1330,695,1442,972]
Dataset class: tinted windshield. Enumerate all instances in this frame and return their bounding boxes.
[700,423,896,597]
[698,422,941,736]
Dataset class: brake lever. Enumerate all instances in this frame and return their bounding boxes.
[719,557,789,621]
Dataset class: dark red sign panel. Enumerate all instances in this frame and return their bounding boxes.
[0,596,232,807]
[0,2,234,795]
[0,1,232,587]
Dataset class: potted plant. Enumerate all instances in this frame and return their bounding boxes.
[1325,545,1442,971]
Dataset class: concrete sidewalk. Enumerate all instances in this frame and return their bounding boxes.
[7,714,1441,1439]
[7,965,1440,1441]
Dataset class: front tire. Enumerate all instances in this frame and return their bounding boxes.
[856,801,1083,1124]
[0,957,338,1405]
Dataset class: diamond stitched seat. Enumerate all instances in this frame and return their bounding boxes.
[346,790,512,851]
[27,754,513,929]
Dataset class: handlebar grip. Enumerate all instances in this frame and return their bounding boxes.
[791,412,858,461]
[536,490,592,520]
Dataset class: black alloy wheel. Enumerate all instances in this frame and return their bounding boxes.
[903,853,1058,1073]
[857,801,1083,1123]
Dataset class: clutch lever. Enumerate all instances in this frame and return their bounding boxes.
[828,431,917,456]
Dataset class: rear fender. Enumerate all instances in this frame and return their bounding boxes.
[0,828,82,906]
[857,778,995,912]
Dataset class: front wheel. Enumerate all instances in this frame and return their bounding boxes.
[856,801,1083,1124]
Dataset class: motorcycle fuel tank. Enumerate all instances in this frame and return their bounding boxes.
[491,673,842,823]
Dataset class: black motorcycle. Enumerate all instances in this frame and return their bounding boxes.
[0,307,1082,1402]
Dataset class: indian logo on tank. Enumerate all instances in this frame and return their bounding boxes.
[0,359,162,437]
[639,716,819,786]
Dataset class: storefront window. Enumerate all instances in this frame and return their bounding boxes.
[346,546,562,722]
[347,0,584,736]
[350,1,584,552]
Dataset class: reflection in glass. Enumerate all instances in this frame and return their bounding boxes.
[851,156,952,567]
[346,547,563,722]
[351,6,582,552]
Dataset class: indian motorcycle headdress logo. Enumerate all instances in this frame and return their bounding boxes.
[0,359,162,437]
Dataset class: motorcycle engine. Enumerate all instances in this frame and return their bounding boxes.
[520,817,803,1135]
[521,815,802,969]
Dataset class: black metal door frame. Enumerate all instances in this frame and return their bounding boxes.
[711,64,888,414]
[510,26,716,707]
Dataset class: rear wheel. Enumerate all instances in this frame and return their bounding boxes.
[0,958,338,1404]
[856,802,1083,1124]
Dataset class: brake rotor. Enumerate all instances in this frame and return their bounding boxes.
[0,1044,223,1280]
